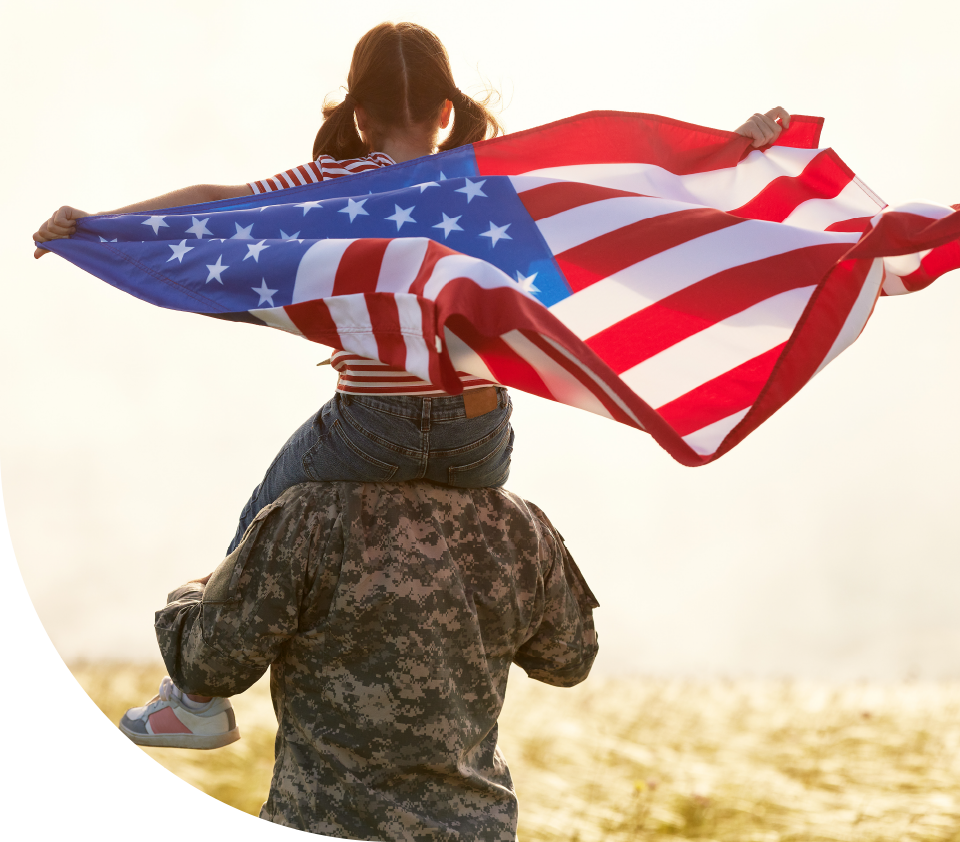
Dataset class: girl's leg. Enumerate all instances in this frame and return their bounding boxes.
[225,403,331,555]
[226,394,421,555]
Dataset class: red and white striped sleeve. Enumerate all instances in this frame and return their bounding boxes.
[248,152,396,194]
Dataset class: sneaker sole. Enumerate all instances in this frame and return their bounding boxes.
[119,723,241,750]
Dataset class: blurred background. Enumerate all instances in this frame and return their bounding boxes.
[2,0,960,682]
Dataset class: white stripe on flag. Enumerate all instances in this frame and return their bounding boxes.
[293,239,354,303]
[395,294,430,379]
[781,179,886,231]
[250,306,303,335]
[376,239,430,294]
[536,196,699,253]
[883,248,933,279]
[682,408,750,456]
[881,271,910,296]
[325,295,381,361]
[516,146,821,211]
[499,330,615,419]
[622,285,816,408]
[813,258,885,377]
[422,253,516,300]
[550,220,857,340]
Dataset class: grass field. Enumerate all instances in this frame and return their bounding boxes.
[71,662,960,841]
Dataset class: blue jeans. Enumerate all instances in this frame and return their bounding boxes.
[227,388,514,554]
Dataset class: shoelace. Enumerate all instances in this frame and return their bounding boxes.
[158,676,180,703]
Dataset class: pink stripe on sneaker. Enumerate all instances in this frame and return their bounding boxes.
[149,706,192,735]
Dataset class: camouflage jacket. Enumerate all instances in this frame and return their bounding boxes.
[155,481,599,841]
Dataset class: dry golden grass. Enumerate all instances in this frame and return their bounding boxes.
[71,662,960,841]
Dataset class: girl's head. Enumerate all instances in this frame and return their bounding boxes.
[313,22,502,161]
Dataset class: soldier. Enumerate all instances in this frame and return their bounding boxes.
[122,481,599,841]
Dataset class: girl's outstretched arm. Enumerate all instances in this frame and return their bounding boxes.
[33,183,253,258]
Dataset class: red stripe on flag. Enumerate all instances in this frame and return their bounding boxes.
[519,181,647,221]
[765,116,823,149]
[585,242,850,372]
[847,209,960,260]
[283,299,340,346]
[727,150,854,223]
[712,257,874,460]
[656,344,785,437]
[408,239,460,298]
[896,239,960,293]
[475,111,826,176]
[448,319,554,399]
[475,112,750,176]
[364,293,407,370]
[826,217,874,233]
[332,239,391,296]
[555,208,744,293]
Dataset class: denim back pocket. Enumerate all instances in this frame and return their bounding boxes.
[303,419,399,482]
[447,423,514,488]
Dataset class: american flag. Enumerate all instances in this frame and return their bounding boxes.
[42,111,960,466]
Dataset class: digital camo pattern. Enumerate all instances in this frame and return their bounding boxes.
[155,481,599,841]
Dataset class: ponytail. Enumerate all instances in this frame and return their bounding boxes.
[438,87,502,153]
[312,96,367,161]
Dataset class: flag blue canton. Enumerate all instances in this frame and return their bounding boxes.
[70,143,572,313]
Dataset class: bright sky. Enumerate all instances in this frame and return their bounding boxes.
[3,0,960,692]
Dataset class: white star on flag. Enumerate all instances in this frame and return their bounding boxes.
[252,278,278,306]
[418,181,440,192]
[279,230,302,241]
[142,216,168,235]
[339,198,369,222]
[185,217,212,239]
[433,213,463,239]
[232,223,254,239]
[456,179,487,203]
[480,221,512,247]
[294,200,323,216]
[205,255,228,284]
[167,239,194,263]
[243,240,270,262]
[98,237,118,243]
[515,271,539,294]
[386,205,416,231]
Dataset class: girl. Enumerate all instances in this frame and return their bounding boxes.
[34,21,789,748]
[35,21,514,750]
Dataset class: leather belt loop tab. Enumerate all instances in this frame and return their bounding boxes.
[420,397,432,432]
[463,387,498,419]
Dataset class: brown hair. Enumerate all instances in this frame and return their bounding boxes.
[312,22,502,160]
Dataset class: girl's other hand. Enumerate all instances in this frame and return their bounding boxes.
[734,107,791,148]
[33,205,90,258]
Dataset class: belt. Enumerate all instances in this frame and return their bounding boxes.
[462,386,499,418]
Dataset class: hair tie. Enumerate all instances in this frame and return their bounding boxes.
[343,92,357,107]
[450,87,464,104]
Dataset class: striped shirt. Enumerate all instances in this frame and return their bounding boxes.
[330,351,496,396]
[248,152,397,194]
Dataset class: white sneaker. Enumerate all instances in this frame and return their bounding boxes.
[118,677,240,750]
